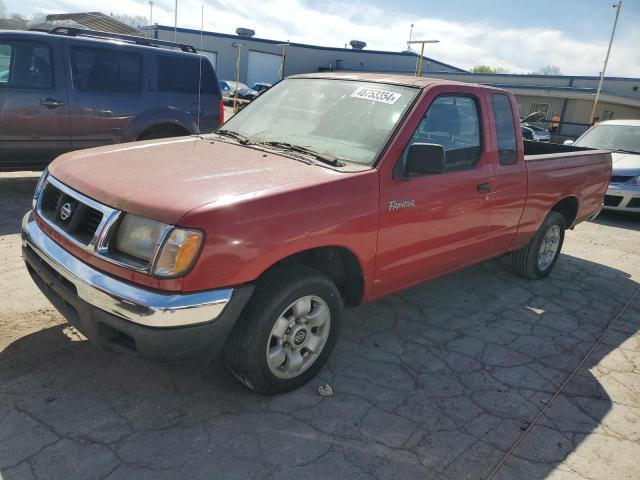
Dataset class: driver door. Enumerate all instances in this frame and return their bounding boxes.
[373,90,497,297]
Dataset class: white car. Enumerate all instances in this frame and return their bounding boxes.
[566,120,640,213]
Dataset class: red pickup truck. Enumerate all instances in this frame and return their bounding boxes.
[22,73,611,394]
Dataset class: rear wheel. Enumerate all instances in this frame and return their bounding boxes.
[224,265,342,395]
[512,211,565,279]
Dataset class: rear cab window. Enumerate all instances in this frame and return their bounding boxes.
[490,94,518,165]
[70,47,142,94]
[404,95,482,172]
[0,40,53,89]
[157,54,218,95]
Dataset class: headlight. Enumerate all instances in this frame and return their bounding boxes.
[115,214,170,262]
[33,168,48,208]
[114,213,203,278]
[152,228,203,278]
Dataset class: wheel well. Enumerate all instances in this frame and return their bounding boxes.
[263,247,365,307]
[137,123,192,140]
[551,196,579,228]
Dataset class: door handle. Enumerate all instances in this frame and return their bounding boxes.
[476,183,491,193]
[40,98,65,108]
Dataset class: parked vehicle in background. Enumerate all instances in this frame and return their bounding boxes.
[219,80,259,101]
[565,119,640,213]
[0,28,223,171]
[252,82,272,94]
[521,124,551,142]
[521,111,550,142]
[23,73,611,394]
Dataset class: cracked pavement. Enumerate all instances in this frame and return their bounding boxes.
[1,171,639,480]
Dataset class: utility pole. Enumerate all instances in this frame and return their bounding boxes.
[277,43,289,80]
[174,0,178,41]
[589,1,622,125]
[232,42,245,113]
[407,39,439,77]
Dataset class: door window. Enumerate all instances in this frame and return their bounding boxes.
[70,47,141,94]
[491,94,518,166]
[0,41,52,88]
[405,95,482,172]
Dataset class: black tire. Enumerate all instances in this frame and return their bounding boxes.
[224,264,342,395]
[512,211,565,279]
[138,127,189,141]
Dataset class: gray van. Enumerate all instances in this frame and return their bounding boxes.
[0,28,223,171]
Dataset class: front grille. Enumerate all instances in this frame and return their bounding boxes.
[611,175,633,184]
[604,195,623,207]
[39,183,103,245]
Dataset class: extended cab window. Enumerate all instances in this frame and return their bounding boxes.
[157,55,217,94]
[71,47,141,94]
[491,94,518,165]
[406,95,481,172]
[0,41,52,89]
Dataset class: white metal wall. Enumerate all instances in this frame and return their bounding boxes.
[246,51,281,87]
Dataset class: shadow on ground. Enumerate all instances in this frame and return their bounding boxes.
[1,249,637,479]
[0,175,38,236]
[592,210,640,232]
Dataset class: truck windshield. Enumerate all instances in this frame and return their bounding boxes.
[219,78,419,165]
[574,124,640,154]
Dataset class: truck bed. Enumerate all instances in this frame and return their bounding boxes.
[523,139,596,159]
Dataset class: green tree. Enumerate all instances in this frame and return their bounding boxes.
[532,65,562,75]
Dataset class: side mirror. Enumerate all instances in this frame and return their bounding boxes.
[563,139,574,146]
[406,143,445,176]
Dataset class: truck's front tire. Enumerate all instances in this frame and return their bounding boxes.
[224,265,342,395]
[512,211,565,279]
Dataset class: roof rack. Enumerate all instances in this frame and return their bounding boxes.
[48,27,197,54]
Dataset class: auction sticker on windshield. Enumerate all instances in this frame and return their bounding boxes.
[351,87,402,104]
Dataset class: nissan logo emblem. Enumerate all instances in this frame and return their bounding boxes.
[60,202,74,221]
[293,330,307,346]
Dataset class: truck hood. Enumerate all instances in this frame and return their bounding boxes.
[49,137,345,225]
[611,151,640,176]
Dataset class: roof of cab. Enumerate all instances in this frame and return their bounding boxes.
[289,71,503,91]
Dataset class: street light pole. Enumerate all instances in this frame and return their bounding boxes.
[174,0,178,41]
[407,40,439,77]
[149,1,153,28]
[589,1,622,125]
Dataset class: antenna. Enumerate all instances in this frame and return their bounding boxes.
[197,1,203,132]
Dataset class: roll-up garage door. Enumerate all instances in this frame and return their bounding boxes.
[201,50,217,71]
[246,51,281,88]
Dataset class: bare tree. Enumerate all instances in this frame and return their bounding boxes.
[111,13,148,28]
[534,65,562,76]
[471,65,509,74]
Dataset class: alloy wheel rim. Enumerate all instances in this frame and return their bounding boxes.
[538,224,561,271]
[266,295,331,379]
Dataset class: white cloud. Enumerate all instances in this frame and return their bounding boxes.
[10,0,640,76]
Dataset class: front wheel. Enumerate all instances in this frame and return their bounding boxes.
[224,265,342,395]
[512,211,565,279]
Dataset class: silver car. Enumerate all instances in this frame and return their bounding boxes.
[567,120,640,213]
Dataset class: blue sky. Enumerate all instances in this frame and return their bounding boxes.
[4,0,639,76]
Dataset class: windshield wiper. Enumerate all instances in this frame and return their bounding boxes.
[215,129,251,145]
[258,141,345,166]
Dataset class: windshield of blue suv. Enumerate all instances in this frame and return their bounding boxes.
[574,124,640,154]
[218,78,419,165]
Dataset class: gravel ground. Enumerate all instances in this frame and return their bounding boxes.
[1,170,639,480]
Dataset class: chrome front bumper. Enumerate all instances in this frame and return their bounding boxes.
[21,211,234,328]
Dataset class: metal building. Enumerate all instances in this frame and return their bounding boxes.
[151,24,640,140]
[423,72,640,139]
[149,24,465,88]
